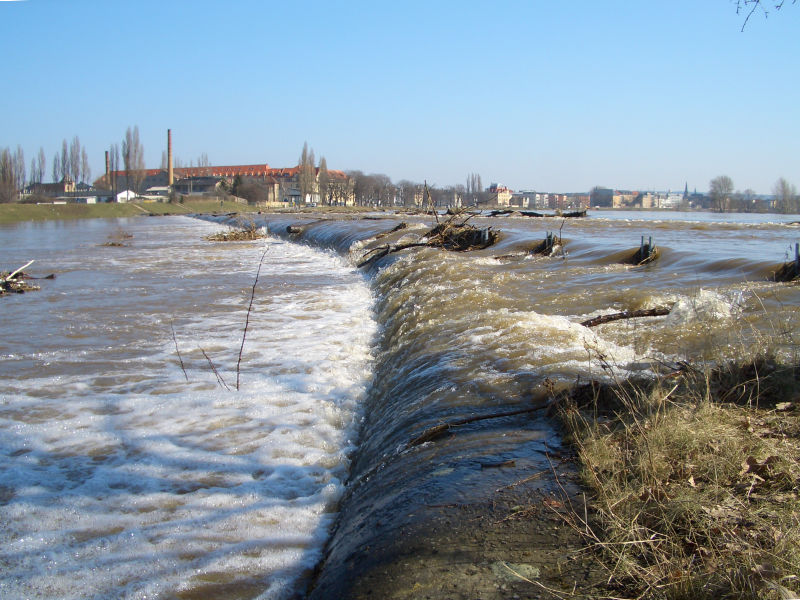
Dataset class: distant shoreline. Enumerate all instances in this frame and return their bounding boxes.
[1,201,794,226]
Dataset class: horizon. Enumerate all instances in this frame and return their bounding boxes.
[1,0,798,195]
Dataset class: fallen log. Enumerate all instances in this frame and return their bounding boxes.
[488,209,545,217]
[580,307,670,328]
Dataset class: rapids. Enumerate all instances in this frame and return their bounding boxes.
[219,209,800,598]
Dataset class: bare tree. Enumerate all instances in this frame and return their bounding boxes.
[36,147,46,184]
[0,146,27,201]
[372,173,395,206]
[465,172,483,206]
[123,126,146,195]
[397,179,421,207]
[318,156,330,205]
[60,139,69,181]
[347,170,367,205]
[298,142,316,204]
[69,136,81,183]
[108,143,120,198]
[736,0,796,30]
[80,147,91,185]
[14,145,25,191]
[52,153,60,183]
[709,175,734,212]
[773,177,798,213]
[0,148,17,202]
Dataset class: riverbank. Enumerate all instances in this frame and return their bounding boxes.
[0,202,406,225]
[555,358,800,600]
[0,199,263,224]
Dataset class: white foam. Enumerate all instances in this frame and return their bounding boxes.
[0,218,376,599]
[665,288,741,326]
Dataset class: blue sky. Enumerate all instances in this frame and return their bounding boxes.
[1,0,797,193]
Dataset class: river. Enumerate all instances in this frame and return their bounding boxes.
[1,210,799,598]
[0,216,376,599]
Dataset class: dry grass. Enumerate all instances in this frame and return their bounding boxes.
[556,358,800,599]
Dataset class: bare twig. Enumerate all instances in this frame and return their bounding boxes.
[201,348,230,390]
[171,322,189,381]
[408,403,548,446]
[237,246,269,390]
[424,180,439,225]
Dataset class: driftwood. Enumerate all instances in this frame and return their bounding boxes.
[357,210,497,268]
[7,260,34,280]
[488,209,544,218]
[1,261,42,295]
[408,404,549,447]
[486,209,585,218]
[580,307,670,328]
[374,222,408,240]
[286,225,304,234]
[207,225,265,242]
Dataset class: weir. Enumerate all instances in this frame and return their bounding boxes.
[205,213,618,597]
[202,211,800,598]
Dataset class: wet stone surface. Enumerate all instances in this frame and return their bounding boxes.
[306,433,605,599]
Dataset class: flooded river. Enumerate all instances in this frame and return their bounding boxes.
[1,211,799,598]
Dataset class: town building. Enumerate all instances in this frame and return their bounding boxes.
[486,184,513,206]
[590,187,614,207]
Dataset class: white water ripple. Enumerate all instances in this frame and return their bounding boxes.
[0,217,376,600]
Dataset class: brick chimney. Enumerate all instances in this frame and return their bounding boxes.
[167,129,173,186]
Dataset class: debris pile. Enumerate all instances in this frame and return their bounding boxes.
[357,211,497,269]
[206,220,266,242]
[1,260,52,296]
[101,229,134,247]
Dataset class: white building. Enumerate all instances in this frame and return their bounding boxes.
[116,190,136,203]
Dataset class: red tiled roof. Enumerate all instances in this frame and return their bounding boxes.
[99,163,349,183]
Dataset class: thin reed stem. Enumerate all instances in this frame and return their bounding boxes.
[201,348,230,390]
[236,246,269,390]
[170,322,188,381]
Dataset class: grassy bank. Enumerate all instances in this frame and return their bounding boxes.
[556,358,800,599]
[0,200,263,224]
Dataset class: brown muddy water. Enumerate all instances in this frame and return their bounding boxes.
[1,211,799,599]
[232,209,800,598]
